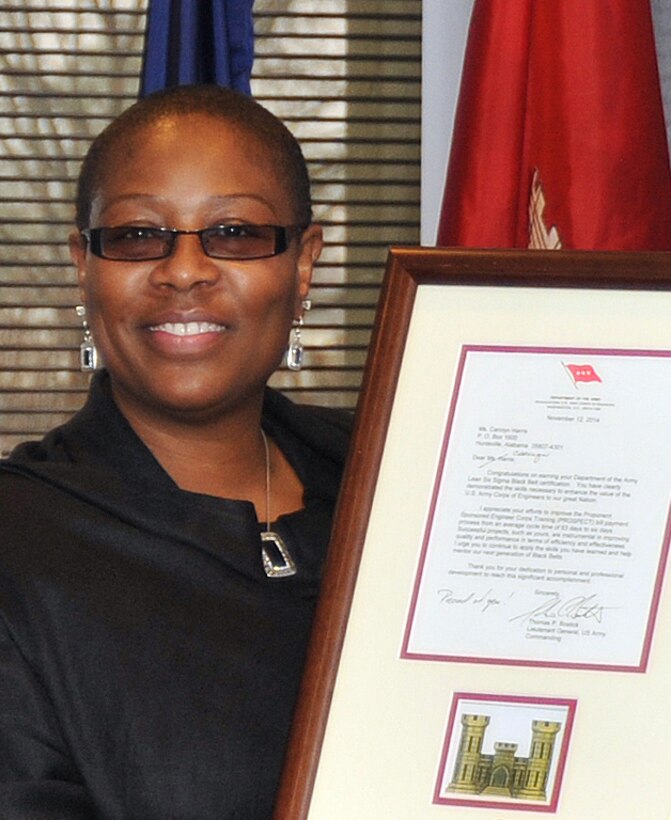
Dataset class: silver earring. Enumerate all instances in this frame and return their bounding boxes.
[75,305,99,372]
[287,299,311,372]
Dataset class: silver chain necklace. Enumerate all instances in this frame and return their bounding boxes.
[260,430,297,578]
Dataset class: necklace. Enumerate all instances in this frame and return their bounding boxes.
[260,429,297,578]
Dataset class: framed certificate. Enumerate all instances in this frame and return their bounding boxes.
[275,248,671,819]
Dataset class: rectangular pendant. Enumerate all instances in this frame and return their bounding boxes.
[261,531,297,578]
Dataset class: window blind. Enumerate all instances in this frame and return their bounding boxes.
[0,0,421,456]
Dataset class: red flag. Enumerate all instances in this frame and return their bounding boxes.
[565,364,602,385]
[437,0,671,250]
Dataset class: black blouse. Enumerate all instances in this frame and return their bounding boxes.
[0,372,351,819]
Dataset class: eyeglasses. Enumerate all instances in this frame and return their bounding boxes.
[81,224,303,262]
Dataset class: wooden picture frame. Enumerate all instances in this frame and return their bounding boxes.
[275,248,671,819]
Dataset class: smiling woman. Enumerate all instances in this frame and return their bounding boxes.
[70,105,321,459]
[0,85,351,819]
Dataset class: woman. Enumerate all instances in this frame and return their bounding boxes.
[0,85,351,818]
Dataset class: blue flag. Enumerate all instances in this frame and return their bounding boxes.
[139,0,255,97]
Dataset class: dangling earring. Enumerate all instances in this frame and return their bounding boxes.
[75,304,99,372]
[287,299,311,372]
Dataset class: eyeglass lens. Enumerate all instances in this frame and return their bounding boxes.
[91,225,289,261]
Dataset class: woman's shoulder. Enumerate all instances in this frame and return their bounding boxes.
[0,419,91,504]
[0,461,41,506]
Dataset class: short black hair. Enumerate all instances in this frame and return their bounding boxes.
[75,84,313,230]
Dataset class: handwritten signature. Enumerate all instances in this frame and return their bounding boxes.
[437,588,502,613]
[479,449,551,468]
[509,593,616,625]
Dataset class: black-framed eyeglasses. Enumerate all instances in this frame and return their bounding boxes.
[81,224,303,262]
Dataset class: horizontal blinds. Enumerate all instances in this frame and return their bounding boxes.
[0,2,146,456]
[0,0,421,456]
[256,0,421,407]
